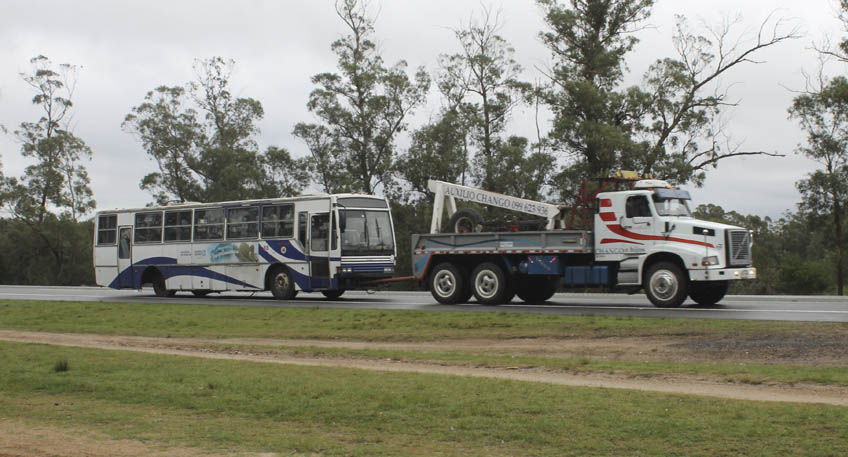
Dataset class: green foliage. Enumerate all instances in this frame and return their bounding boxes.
[4,55,95,223]
[0,219,94,285]
[294,0,429,194]
[124,57,309,204]
[538,1,795,194]
[777,255,831,295]
[788,76,848,294]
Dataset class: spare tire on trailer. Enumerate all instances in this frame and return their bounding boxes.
[447,208,483,233]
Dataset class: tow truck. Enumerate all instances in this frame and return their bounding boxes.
[411,175,756,307]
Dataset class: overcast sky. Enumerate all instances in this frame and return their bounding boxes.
[1,0,846,219]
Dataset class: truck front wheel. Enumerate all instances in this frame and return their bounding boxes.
[471,262,511,305]
[429,262,467,304]
[644,261,688,308]
[688,281,729,306]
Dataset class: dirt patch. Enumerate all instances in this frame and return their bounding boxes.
[0,419,270,457]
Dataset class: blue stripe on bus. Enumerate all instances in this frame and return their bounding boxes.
[108,257,259,290]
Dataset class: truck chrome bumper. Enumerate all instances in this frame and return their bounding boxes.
[690,267,757,281]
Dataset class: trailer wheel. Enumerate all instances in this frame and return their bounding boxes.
[688,281,729,306]
[269,266,297,300]
[321,290,345,300]
[644,261,688,308]
[447,208,483,233]
[429,262,466,304]
[471,262,510,305]
[516,277,558,303]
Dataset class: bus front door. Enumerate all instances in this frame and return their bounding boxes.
[308,213,331,289]
[117,226,134,288]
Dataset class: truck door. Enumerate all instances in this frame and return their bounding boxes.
[308,213,331,289]
[620,194,656,242]
[117,226,134,288]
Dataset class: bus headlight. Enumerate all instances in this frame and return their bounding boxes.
[383,266,394,273]
[701,256,719,266]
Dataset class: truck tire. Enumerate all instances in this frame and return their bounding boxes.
[688,281,729,306]
[269,266,297,300]
[447,208,483,233]
[471,262,510,305]
[516,277,558,303]
[644,261,688,308]
[429,262,467,304]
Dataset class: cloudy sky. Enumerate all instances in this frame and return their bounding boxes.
[1,0,846,219]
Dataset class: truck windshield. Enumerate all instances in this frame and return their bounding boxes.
[652,197,692,217]
[340,210,394,256]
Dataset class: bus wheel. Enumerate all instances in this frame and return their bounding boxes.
[688,281,729,306]
[471,262,509,306]
[152,272,175,298]
[192,290,211,297]
[322,290,345,300]
[517,277,558,303]
[269,267,296,300]
[429,262,466,304]
[644,261,688,308]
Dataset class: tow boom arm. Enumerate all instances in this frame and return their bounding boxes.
[427,179,563,233]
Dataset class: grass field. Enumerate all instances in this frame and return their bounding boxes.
[1,299,847,455]
[3,341,847,457]
[1,299,845,341]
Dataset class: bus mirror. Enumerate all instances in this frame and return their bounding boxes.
[339,210,346,232]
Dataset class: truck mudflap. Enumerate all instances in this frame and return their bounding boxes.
[690,267,757,282]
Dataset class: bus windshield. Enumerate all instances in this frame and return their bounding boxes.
[340,210,394,256]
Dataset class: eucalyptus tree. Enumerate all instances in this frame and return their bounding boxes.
[124,57,308,204]
[788,76,848,295]
[294,0,429,194]
[537,0,796,194]
[4,55,95,223]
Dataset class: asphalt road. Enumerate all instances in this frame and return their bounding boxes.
[1,285,847,322]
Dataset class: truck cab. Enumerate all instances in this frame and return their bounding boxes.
[595,180,757,307]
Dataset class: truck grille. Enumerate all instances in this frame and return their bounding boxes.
[727,230,752,266]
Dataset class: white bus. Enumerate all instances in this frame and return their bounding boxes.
[93,193,396,299]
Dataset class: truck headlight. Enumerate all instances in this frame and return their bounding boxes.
[701,256,719,266]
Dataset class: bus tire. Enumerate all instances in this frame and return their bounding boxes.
[152,271,175,298]
[688,281,729,306]
[269,266,296,300]
[192,290,211,297]
[429,262,466,304]
[322,290,345,300]
[517,277,558,303]
[471,262,510,306]
[644,261,688,308]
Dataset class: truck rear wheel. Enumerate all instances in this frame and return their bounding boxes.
[516,277,558,304]
[429,262,467,304]
[688,281,729,306]
[471,262,510,305]
[644,261,688,308]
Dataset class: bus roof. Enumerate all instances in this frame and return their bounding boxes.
[95,193,388,215]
